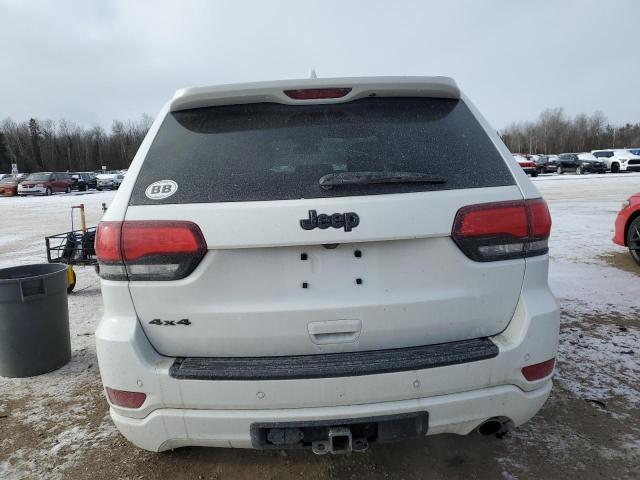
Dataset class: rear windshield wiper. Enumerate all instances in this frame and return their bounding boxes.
[319,171,447,188]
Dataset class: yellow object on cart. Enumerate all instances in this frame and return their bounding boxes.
[66,265,76,293]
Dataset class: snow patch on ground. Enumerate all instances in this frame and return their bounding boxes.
[549,259,639,316]
[0,191,116,271]
[556,323,640,405]
[0,415,117,480]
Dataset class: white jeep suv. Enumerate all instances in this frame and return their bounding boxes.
[95,76,559,453]
[591,149,640,173]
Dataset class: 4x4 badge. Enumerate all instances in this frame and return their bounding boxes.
[300,210,360,232]
[149,318,191,326]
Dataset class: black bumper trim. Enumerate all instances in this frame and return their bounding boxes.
[250,411,429,449]
[169,337,499,381]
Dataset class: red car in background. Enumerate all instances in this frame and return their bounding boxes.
[613,192,640,266]
[513,154,538,177]
[0,174,26,196]
[17,172,73,196]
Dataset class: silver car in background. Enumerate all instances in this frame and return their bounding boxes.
[96,173,124,190]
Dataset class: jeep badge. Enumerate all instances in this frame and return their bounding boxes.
[300,210,360,232]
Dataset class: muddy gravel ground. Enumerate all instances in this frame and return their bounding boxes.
[1,174,639,479]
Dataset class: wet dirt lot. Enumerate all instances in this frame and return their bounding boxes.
[1,174,639,479]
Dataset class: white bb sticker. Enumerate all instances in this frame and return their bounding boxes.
[145,180,178,200]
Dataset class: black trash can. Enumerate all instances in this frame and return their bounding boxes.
[0,263,71,378]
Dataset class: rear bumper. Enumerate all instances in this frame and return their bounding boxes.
[111,382,551,451]
[17,186,46,195]
[96,256,559,451]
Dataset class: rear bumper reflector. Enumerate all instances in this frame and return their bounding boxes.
[169,338,498,381]
[521,357,556,381]
[105,387,147,409]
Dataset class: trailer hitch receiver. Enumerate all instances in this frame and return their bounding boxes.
[328,426,352,454]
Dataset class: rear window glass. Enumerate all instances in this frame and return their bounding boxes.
[26,173,51,181]
[130,98,515,205]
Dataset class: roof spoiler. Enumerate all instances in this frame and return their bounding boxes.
[169,76,460,112]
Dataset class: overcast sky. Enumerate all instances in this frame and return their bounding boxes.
[1,0,638,130]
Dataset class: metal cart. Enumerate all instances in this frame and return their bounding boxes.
[45,204,97,293]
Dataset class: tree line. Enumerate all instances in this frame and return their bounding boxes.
[2,108,640,174]
[499,108,640,155]
[0,115,152,174]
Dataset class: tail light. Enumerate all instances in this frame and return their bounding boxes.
[452,198,551,261]
[95,221,207,281]
[283,88,352,100]
[522,358,556,381]
[106,387,147,409]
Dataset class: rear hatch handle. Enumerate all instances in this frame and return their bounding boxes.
[307,319,362,345]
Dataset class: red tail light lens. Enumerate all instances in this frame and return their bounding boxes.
[95,221,127,280]
[283,88,352,100]
[95,220,206,281]
[106,387,147,408]
[94,221,122,262]
[452,198,551,261]
[527,199,552,238]
[121,221,206,262]
[522,358,556,381]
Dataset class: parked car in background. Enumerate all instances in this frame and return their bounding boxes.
[17,172,73,196]
[95,76,558,453]
[96,173,124,190]
[613,192,640,266]
[546,155,559,173]
[0,174,26,196]
[532,155,558,174]
[71,172,98,191]
[621,150,640,172]
[556,153,606,174]
[529,155,544,173]
[591,149,640,173]
[513,154,538,177]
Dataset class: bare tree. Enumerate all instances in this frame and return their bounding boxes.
[3,109,635,173]
[500,109,640,154]
[0,115,153,173]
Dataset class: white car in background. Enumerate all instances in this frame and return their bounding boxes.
[591,149,640,173]
[96,173,124,190]
[94,76,559,453]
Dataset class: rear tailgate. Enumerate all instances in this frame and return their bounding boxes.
[123,94,524,357]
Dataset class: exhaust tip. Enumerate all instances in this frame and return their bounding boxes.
[478,418,505,436]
